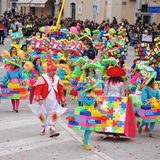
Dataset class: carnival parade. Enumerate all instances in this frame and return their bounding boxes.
[0,0,160,159]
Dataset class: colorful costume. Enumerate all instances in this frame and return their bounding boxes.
[0,57,28,112]
[24,56,46,104]
[33,57,67,137]
[139,80,160,137]
[97,66,136,138]
[66,79,103,150]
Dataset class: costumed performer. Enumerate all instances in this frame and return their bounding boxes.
[70,57,88,101]
[67,51,79,72]
[78,60,102,106]
[21,42,32,63]
[0,57,28,113]
[102,58,118,79]
[24,56,45,104]
[138,78,160,138]
[2,47,23,67]
[78,79,102,150]
[131,54,147,73]
[33,57,67,137]
[9,30,23,50]
[103,66,125,138]
[57,58,71,107]
[51,51,62,65]
[29,42,47,63]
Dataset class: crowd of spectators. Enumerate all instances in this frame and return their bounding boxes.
[0,9,160,45]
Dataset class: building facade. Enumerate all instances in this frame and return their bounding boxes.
[9,0,61,17]
[5,0,160,24]
[0,0,9,16]
[63,0,160,24]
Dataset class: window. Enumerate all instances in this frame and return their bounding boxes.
[30,7,35,16]
[70,3,76,19]
[141,4,148,12]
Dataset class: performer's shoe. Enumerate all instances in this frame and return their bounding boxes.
[11,110,15,112]
[15,110,18,113]
[82,139,85,146]
[103,134,109,139]
[113,134,120,139]
[144,127,150,132]
[84,145,91,150]
[40,129,45,136]
[138,126,142,134]
[49,131,60,137]
[149,134,156,138]
[65,109,69,113]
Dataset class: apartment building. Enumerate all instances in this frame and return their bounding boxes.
[63,0,160,24]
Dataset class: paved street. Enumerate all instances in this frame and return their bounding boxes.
[0,38,160,160]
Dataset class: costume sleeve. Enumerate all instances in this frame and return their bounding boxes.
[1,71,9,84]
[34,77,45,101]
[19,69,27,81]
[34,84,43,101]
[156,90,160,100]
[141,88,149,104]
[130,75,137,85]
[131,64,136,69]
[57,80,66,102]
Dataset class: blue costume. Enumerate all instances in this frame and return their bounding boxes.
[140,86,160,134]
[52,54,62,62]
[29,51,46,59]
[82,93,95,147]
[1,68,26,84]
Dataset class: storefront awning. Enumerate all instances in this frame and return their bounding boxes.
[30,0,48,7]
[16,0,32,6]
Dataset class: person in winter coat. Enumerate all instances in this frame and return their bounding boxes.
[87,43,97,60]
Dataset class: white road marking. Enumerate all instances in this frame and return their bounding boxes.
[0,116,40,131]
[0,130,73,157]
[58,118,114,160]
[73,154,102,160]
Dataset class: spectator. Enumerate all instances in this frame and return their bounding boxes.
[0,21,5,45]
[87,43,97,60]
[111,17,118,25]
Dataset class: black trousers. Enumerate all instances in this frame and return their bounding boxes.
[0,30,5,42]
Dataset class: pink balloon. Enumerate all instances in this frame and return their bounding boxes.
[70,26,77,33]
[45,26,50,34]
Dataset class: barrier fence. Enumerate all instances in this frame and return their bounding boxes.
[129,33,159,44]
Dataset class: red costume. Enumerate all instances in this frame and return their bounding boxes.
[34,75,66,103]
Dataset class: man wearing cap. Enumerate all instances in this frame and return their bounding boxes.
[34,58,67,137]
